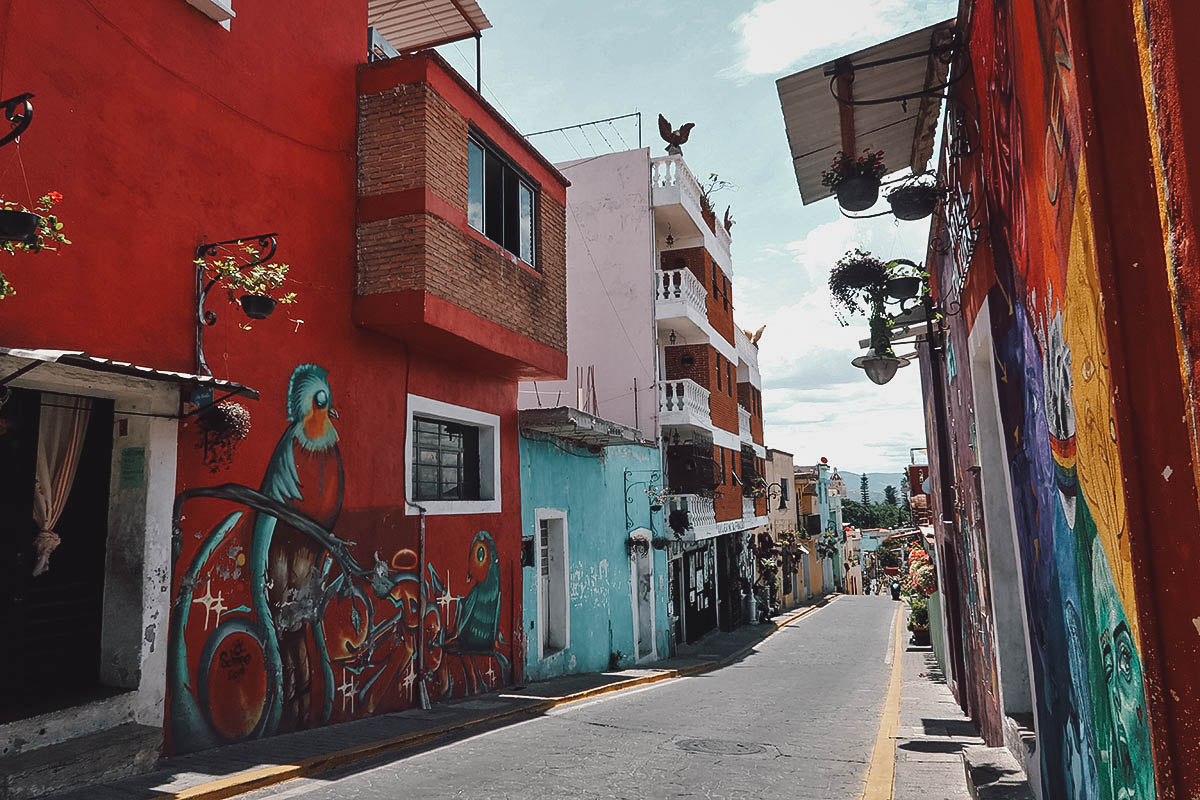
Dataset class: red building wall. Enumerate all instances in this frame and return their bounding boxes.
[1,0,563,755]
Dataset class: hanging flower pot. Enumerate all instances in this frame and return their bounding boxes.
[0,209,39,244]
[196,401,252,472]
[834,175,881,212]
[885,276,922,301]
[649,502,663,512]
[887,184,941,221]
[239,294,277,320]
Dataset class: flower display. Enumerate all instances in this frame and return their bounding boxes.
[820,149,887,189]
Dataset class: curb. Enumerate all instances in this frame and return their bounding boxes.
[160,595,840,800]
[157,662,717,800]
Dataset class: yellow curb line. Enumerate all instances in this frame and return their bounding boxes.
[159,596,842,800]
[861,603,906,800]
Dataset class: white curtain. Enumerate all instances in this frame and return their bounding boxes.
[31,392,92,576]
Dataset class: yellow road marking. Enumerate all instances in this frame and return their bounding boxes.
[862,603,905,800]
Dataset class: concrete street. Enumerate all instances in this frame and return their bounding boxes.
[242,595,900,800]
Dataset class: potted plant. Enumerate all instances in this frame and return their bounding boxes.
[828,249,889,323]
[887,180,943,221]
[195,400,252,471]
[645,484,667,513]
[627,532,651,556]
[698,173,733,234]
[1,191,71,299]
[907,594,931,646]
[194,242,297,328]
[821,149,887,212]
[884,260,925,304]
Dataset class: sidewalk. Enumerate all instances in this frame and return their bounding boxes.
[50,599,832,800]
[892,634,984,800]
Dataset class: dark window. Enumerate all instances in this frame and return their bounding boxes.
[722,277,729,311]
[718,449,725,485]
[467,136,538,267]
[780,479,789,507]
[412,416,481,501]
[715,354,722,390]
[711,263,719,298]
[726,362,733,396]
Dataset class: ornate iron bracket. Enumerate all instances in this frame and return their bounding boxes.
[623,468,662,532]
[194,233,278,376]
[1,94,33,148]
[827,27,965,108]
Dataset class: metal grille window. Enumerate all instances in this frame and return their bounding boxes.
[412,416,481,501]
[467,135,538,267]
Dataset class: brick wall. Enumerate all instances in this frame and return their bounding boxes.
[663,344,709,384]
[709,348,737,434]
[660,246,735,347]
[713,444,742,522]
[738,382,764,444]
[664,343,738,434]
[355,55,567,356]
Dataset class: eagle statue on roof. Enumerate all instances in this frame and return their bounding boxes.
[658,114,695,155]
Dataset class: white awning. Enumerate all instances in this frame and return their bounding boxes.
[368,0,491,53]
[776,19,955,205]
[0,348,258,400]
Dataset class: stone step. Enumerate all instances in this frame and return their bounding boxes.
[962,745,1035,800]
[0,723,160,800]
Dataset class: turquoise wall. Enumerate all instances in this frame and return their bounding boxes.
[519,435,670,682]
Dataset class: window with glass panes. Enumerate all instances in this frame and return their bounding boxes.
[412,417,481,501]
[467,136,537,267]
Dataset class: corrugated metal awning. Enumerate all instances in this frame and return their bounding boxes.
[519,407,652,449]
[368,0,491,53]
[776,19,956,205]
[0,348,259,400]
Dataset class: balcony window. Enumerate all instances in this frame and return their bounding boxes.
[467,135,538,268]
[716,355,723,391]
[726,362,733,397]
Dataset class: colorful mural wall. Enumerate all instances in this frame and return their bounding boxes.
[929,0,1157,796]
[168,365,514,754]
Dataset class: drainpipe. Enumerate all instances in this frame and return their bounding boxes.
[406,499,432,711]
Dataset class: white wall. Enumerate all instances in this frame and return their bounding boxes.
[518,148,658,439]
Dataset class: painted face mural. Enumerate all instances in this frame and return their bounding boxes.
[168,365,508,754]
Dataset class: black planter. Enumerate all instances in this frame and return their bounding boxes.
[886,276,922,301]
[0,209,39,244]
[239,294,277,320]
[649,503,663,512]
[834,175,880,212]
[887,185,940,221]
[910,626,931,647]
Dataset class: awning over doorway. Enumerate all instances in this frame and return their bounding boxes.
[776,19,956,205]
[519,406,652,449]
[0,348,259,400]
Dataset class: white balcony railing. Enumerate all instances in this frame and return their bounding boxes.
[738,405,752,440]
[665,493,718,540]
[743,496,756,519]
[658,268,707,316]
[651,155,703,212]
[660,378,711,430]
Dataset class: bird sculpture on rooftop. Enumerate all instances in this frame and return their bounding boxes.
[658,114,695,155]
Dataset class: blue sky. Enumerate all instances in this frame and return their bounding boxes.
[438,0,956,472]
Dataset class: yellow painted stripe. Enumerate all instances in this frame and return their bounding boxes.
[861,604,905,800]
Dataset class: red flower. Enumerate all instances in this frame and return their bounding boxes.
[46,191,63,204]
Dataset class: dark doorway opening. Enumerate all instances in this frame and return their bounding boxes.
[0,388,116,723]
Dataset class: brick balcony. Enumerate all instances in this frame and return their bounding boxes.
[353,51,568,379]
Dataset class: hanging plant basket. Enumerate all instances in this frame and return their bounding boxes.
[885,276,922,301]
[196,402,252,472]
[829,249,889,320]
[0,209,39,244]
[834,175,881,212]
[239,294,277,320]
[887,184,941,221]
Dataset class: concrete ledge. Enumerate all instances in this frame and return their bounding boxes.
[0,722,160,800]
[963,745,1034,800]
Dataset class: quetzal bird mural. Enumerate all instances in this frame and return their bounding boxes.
[254,364,344,732]
[167,364,510,755]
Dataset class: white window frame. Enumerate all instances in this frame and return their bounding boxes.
[405,394,501,516]
[534,508,570,660]
[184,0,235,29]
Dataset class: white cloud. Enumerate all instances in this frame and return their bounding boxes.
[728,0,956,78]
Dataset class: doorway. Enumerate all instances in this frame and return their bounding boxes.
[630,540,655,661]
[0,388,115,723]
[536,513,568,658]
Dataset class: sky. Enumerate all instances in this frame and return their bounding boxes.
[436,0,956,473]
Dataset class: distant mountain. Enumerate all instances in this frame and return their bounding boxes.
[835,471,910,504]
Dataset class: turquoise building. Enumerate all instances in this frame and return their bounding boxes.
[518,408,671,683]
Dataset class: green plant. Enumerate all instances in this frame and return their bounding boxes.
[195,242,296,329]
[698,172,733,216]
[907,594,930,629]
[820,149,886,189]
[829,249,889,320]
[1,191,71,299]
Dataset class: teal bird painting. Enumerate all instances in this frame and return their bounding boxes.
[249,364,344,733]
[443,530,507,691]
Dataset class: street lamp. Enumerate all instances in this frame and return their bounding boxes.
[848,257,926,385]
[852,351,910,385]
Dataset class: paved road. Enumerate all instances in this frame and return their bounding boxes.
[247,595,900,800]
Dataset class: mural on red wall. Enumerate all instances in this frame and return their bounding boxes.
[939,1,1156,798]
[167,365,507,754]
